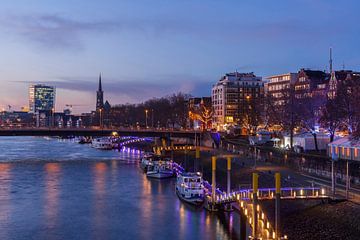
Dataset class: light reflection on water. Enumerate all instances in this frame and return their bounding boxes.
[0,137,245,240]
[44,163,61,229]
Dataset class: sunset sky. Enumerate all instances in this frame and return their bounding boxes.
[0,0,359,113]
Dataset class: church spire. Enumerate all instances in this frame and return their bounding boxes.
[96,73,104,111]
[98,73,102,92]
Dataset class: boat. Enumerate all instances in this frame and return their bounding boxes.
[175,172,205,205]
[91,138,114,150]
[140,153,155,172]
[78,136,92,144]
[146,161,174,179]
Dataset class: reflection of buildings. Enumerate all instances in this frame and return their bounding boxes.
[212,72,264,130]
[44,163,61,227]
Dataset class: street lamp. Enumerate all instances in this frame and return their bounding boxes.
[52,107,55,128]
[145,109,148,129]
[99,108,103,129]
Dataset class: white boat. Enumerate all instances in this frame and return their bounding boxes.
[146,161,174,179]
[176,172,205,205]
[91,138,114,150]
[140,153,155,172]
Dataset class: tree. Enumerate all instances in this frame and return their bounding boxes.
[108,92,190,128]
[240,96,264,135]
[264,86,301,149]
[319,98,343,142]
[296,94,326,151]
[336,77,360,135]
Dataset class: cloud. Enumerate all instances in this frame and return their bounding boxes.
[1,14,119,49]
[0,11,333,51]
[14,74,212,103]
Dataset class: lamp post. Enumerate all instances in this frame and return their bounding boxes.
[99,108,103,129]
[151,109,154,129]
[145,109,148,129]
[51,107,55,128]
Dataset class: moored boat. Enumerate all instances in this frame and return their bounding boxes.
[176,172,205,205]
[140,153,155,172]
[146,161,174,179]
[91,138,114,150]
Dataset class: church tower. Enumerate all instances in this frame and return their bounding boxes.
[96,73,104,111]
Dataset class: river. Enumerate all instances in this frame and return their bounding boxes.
[0,137,244,240]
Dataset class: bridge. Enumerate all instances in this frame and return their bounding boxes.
[0,127,203,138]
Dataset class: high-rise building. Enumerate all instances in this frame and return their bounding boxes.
[29,84,56,113]
[96,73,104,111]
[211,72,264,130]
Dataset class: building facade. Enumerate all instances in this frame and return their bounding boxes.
[29,84,56,113]
[265,73,298,105]
[328,70,360,99]
[294,69,329,99]
[211,72,264,130]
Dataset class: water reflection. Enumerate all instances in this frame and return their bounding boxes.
[0,137,247,240]
[0,163,12,239]
[44,163,61,229]
[92,162,108,239]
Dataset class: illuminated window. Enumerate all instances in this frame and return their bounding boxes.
[355,148,359,158]
[225,116,234,123]
[346,148,350,157]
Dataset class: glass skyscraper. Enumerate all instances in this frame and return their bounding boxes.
[29,84,56,113]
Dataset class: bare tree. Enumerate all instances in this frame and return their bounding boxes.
[319,98,344,142]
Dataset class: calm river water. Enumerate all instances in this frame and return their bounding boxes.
[0,137,244,240]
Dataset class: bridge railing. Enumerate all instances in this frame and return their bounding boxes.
[209,187,329,204]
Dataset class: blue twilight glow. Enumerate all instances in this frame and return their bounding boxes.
[0,0,359,112]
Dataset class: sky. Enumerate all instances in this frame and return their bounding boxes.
[0,0,360,113]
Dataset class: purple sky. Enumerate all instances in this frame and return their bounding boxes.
[0,0,359,113]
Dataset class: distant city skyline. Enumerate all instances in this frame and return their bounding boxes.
[0,0,360,113]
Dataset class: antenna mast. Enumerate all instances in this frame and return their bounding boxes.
[329,47,333,73]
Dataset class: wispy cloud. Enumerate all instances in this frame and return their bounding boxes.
[0,11,333,51]
[1,14,118,49]
[14,74,211,103]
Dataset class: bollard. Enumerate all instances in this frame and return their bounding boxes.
[211,156,217,211]
[346,160,349,199]
[331,160,335,197]
[252,173,259,239]
[195,146,200,172]
[225,157,233,211]
[275,172,281,239]
[227,157,231,194]
[240,210,247,240]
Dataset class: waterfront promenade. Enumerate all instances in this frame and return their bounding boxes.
[166,144,360,239]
